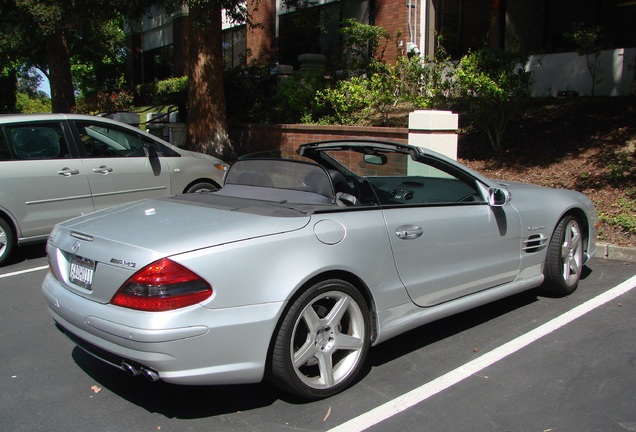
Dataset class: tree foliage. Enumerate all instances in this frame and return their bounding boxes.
[565,22,604,96]
[454,48,532,151]
[0,0,156,113]
[338,18,389,75]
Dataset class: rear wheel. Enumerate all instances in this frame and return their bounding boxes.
[270,279,370,399]
[541,215,584,296]
[0,218,15,267]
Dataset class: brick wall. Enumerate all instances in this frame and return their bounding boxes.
[229,123,408,156]
[246,0,276,63]
[245,0,411,65]
[374,0,409,62]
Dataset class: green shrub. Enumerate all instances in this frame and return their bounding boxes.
[15,92,51,113]
[316,76,371,125]
[608,150,635,181]
[156,77,187,103]
[600,196,636,234]
[133,76,187,109]
[454,47,533,151]
[76,89,133,114]
[339,18,389,74]
[224,65,277,123]
[315,56,447,126]
[134,82,158,106]
[274,71,327,123]
[565,22,603,96]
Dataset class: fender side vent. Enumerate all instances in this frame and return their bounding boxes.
[523,234,548,254]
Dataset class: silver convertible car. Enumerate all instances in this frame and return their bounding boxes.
[42,140,598,399]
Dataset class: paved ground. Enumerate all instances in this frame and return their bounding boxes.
[1,244,635,432]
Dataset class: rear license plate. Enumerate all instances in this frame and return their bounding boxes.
[69,255,95,290]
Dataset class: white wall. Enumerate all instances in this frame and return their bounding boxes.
[527,48,636,97]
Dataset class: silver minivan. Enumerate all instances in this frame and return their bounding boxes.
[0,113,229,265]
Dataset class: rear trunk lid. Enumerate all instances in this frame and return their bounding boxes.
[47,194,311,303]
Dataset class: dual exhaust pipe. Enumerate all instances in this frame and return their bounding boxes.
[121,361,159,382]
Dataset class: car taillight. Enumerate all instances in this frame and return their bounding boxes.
[46,242,63,282]
[111,258,212,312]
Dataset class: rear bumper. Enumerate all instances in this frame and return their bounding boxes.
[42,273,285,385]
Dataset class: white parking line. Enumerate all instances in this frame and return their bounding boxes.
[328,274,636,432]
[0,265,49,279]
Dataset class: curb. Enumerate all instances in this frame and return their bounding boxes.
[597,243,636,263]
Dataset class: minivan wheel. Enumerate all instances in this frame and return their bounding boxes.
[0,218,15,266]
[185,181,219,193]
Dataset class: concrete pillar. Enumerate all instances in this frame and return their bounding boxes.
[408,110,458,160]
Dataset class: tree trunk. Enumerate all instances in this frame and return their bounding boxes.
[0,70,17,113]
[186,2,236,160]
[47,31,76,113]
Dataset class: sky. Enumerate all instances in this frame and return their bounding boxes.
[37,69,51,96]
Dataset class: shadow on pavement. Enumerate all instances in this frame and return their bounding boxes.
[72,347,283,418]
[5,242,47,266]
[68,265,598,417]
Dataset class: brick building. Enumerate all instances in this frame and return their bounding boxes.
[126,0,636,96]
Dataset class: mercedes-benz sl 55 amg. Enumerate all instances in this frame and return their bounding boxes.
[42,140,598,399]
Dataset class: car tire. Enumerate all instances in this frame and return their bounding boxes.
[0,218,15,267]
[541,215,584,296]
[185,181,219,193]
[269,279,371,399]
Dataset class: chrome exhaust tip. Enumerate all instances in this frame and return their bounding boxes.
[141,368,160,382]
[121,361,141,376]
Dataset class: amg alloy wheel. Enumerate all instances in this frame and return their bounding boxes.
[542,215,584,296]
[270,279,370,399]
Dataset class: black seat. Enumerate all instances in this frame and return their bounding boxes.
[328,170,358,206]
[328,170,348,193]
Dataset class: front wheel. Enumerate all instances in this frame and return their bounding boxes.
[269,279,371,399]
[541,215,584,296]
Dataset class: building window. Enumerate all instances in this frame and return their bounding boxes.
[278,2,343,69]
[223,25,247,69]
[434,0,490,59]
[142,45,174,82]
[434,0,636,58]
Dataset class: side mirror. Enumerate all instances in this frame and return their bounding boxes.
[488,188,511,206]
[144,142,159,159]
[363,154,388,165]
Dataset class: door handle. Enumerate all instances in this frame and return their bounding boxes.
[395,225,423,240]
[57,167,80,176]
[92,165,113,174]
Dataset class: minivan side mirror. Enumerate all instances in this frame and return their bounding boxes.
[144,142,159,159]
[488,187,511,206]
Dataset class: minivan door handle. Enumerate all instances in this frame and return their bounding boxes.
[92,165,113,174]
[395,225,424,240]
[57,167,80,176]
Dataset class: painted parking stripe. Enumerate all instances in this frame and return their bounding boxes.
[0,265,48,279]
[328,274,636,432]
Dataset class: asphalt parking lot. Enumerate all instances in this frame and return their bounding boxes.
[1,244,635,432]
